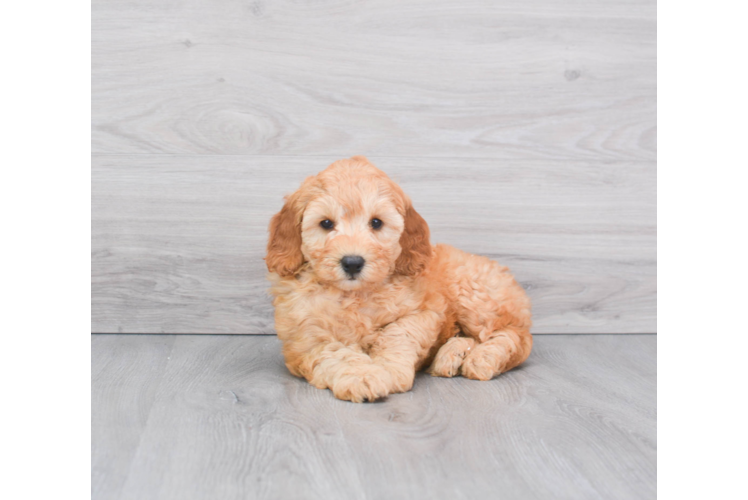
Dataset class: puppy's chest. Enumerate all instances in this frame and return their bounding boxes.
[318,284,415,330]
[337,293,411,329]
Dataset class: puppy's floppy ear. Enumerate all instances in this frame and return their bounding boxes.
[266,191,305,277]
[395,203,432,276]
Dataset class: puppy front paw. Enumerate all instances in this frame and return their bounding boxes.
[379,362,415,393]
[429,337,476,378]
[330,364,394,403]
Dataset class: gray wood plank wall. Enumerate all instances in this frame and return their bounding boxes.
[92,0,656,334]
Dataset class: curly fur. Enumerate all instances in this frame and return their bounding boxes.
[266,156,532,402]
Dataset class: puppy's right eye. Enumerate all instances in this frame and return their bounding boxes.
[320,219,334,230]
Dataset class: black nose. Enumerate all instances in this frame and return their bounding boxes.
[340,255,365,277]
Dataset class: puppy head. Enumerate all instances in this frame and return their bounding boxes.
[266,156,431,290]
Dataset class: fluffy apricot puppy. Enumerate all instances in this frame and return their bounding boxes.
[266,156,532,402]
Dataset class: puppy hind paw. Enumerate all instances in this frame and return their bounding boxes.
[461,345,506,381]
[429,337,476,378]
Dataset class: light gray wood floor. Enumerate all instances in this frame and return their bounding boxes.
[92,334,656,500]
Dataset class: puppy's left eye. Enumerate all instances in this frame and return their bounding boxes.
[370,218,383,230]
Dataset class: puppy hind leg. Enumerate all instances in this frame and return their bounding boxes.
[461,328,532,381]
[429,337,476,378]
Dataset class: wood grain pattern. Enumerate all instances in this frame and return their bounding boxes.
[91,333,656,500]
[91,334,176,500]
[92,0,655,160]
[91,0,656,334]
[92,155,655,334]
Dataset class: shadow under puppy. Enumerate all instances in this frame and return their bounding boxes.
[266,156,532,402]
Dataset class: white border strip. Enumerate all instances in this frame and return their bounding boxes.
[657,114,748,127]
